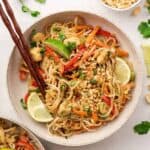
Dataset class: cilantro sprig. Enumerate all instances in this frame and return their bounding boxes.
[36,0,46,3]
[146,0,150,13]
[134,121,150,135]
[138,20,150,38]
[19,0,46,17]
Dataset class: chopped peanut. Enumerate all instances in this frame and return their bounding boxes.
[131,7,141,16]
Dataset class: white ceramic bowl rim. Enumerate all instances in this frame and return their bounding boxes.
[7,10,144,147]
[100,0,142,11]
[0,116,45,150]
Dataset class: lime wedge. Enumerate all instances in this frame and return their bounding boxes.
[0,148,14,150]
[115,57,131,84]
[141,39,150,77]
[27,93,53,122]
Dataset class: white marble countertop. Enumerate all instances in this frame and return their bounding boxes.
[0,0,150,149]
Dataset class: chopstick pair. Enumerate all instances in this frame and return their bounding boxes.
[0,0,46,98]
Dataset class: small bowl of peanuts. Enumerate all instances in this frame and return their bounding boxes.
[100,0,142,11]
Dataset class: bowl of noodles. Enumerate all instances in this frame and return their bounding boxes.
[100,0,142,11]
[7,11,143,146]
[0,117,45,150]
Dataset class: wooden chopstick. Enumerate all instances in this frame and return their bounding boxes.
[0,0,46,98]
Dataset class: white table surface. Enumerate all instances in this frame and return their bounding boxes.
[0,0,150,149]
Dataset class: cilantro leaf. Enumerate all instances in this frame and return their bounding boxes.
[40,48,45,55]
[134,121,150,135]
[20,99,27,110]
[30,41,37,48]
[31,11,40,17]
[58,33,66,41]
[66,42,76,51]
[138,20,150,38]
[19,0,41,17]
[22,5,30,12]
[35,0,46,3]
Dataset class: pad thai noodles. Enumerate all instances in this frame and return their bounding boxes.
[0,118,39,149]
[19,17,135,137]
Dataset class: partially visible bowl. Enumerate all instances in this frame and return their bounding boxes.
[7,11,143,146]
[0,116,45,150]
[99,0,142,11]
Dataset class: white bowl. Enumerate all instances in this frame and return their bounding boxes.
[7,11,143,146]
[0,116,45,150]
[99,0,142,11]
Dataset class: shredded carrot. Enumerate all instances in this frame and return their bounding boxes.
[73,109,87,117]
[116,48,129,57]
[75,25,91,30]
[79,45,96,63]
[19,135,29,143]
[94,39,109,48]
[92,112,98,122]
[103,84,110,95]
[89,125,99,129]
[45,46,60,63]
[16,141,35,150]
[86,26,100,44]
[122,82,135,90]
[106,37,117,47]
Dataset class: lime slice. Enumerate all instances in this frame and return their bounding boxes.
[27,93,53,122]
[141,39,150,77]
[115,57,131,84]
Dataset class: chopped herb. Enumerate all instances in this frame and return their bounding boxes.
[138,20,150,38]
[29,88,40,93]
[60,84,67,91]
[58,33,66,41]
[30,41,37,48]
[66,42,76,51]
[69,80,77,87]
[134,121,150,135]
[53,27,61,32]
[78,70,86,79]
[40,48,45,55]
[145,0,150,13]
[31,29,37,37]
[83,105,91,114]
[30,29,37,47]
[19,0,41,17]
[35,0,46,3]
[90,78,97,84]
[22,5,30,12]
[20,99,27,109]
[93,69,97,75]
[147,6,150,13]
[31,11,40,17]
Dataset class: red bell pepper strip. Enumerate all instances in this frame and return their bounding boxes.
[63,45,86,72]
[32,68,45,87]
[111,105,116,115]
[38,68,44,76]
[101,96,111,106]
[97,28,116,39]
[45,46,60,63]
[24,93,29,104]
[31,80,38,87]
[19,70,28,81]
